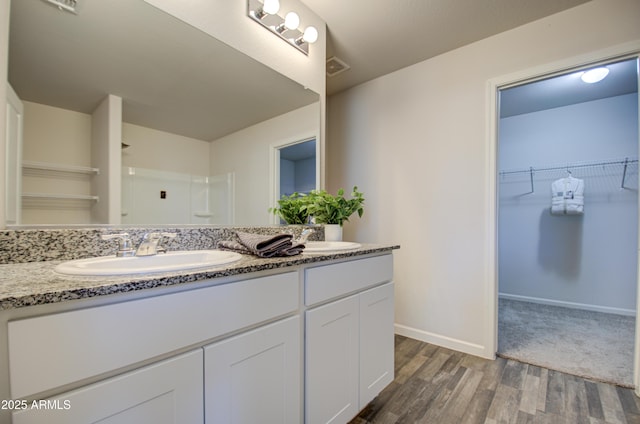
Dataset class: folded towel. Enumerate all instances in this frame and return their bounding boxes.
[217,231,305,257]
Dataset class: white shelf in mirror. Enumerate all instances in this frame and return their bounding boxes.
[22,161,100,176]
[22,193,99,201]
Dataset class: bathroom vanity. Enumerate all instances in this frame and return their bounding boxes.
[0,235,397,424]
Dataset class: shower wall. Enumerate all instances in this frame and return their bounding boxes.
[121,167,234,225]
[498,93,639,314]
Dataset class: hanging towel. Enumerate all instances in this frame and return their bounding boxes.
[551,175,584,215]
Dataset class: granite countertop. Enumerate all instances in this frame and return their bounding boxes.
[0,244,399,311]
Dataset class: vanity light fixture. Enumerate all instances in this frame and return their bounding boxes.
[581,67,610,83]
[248,0,318,55]
[41,0,78,14]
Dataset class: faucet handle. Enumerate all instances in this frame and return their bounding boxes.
[101,233,135,257]
[295,229,314,244]
[142,232,176,240]
[156,232,176,253]
[139,232,177,254]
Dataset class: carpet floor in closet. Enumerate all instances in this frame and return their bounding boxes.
[498,298,635,387]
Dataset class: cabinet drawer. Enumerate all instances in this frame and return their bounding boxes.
[9,271,299,399]
[304,254,393,306]
[12,349,203,424]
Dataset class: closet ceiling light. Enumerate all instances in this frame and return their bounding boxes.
[581,67,610,84]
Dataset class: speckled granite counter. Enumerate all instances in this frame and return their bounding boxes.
[0,244,399,310]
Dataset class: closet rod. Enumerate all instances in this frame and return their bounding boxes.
[499,157,638,194]
[499,157,638,176]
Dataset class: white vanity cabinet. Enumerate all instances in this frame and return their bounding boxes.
[12,349,203,424]
[6,271,299,424]
[204,316,301,424]
[3,251,396,424]
[304,255,395,424]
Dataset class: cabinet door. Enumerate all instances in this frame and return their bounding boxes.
[359,282,395,407]
[204,316,301,424]
[306,295,359,424]
[12,350,203,424]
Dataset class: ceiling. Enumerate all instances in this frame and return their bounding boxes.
[500,58,638,118]
[9,0,637,139]
[301,0,594,95]
[301,0,637,114]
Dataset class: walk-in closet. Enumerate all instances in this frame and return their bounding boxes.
[497,57,639,387]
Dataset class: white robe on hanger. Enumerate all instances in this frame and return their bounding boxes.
[551,175,584,215]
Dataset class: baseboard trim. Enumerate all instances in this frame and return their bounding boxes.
[499,293,636,317]
[394,324,492,359]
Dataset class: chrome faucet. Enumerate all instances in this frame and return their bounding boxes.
[101,233,136,257]
[295,229,314,244]
[135,232,177,256]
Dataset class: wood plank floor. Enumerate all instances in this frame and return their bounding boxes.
[350,335,640,424]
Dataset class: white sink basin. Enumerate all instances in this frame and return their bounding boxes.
[304,241,362,253]
[54,250,242,276]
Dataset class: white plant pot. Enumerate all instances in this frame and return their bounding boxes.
[324,224,343,241]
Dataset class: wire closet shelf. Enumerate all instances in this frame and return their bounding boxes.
[498,157,639,194]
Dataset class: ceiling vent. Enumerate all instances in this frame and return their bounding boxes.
[326,56,350,77]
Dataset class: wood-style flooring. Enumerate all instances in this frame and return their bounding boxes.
[350,335,640,424]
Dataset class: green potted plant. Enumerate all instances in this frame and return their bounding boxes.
[307,186,365,241]
[269,192,313,225]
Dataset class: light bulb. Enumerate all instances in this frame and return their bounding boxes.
[262,0,280,15]
[581,67,609,83]
[302,26,318,44]
[284,12,300,30]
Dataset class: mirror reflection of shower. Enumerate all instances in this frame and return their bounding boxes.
[121,167,235,225]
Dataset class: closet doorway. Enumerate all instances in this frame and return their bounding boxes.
[496,56,639,387]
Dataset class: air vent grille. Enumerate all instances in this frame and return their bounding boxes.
[326,56,350,77]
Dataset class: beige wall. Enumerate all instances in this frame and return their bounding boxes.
[211,103,320,225]
[19,102,212,224]
[122,123,210,176]
[144,0,325,95]
[145,0,327,190]
[0,0,10,227]
[23,101,92,165]
[327,0,640,358]
[21,101,93,224]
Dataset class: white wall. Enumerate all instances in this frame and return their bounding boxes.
[211,103,319,225]
[280,160,295,196]
[143,0,325,95]
[21,101,93,224]
[22,102,92,166]
[295,157,316,193]
[122,123,210,176]
[144,0,327,191]
[18,102,213,225]
[327,0,640,358]
[90,94,122,224]
[0,0,8,227]
[499,94,638,314]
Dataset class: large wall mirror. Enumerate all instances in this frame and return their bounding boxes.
[6,0,320,227]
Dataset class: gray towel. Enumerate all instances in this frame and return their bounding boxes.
[217,232,305,257]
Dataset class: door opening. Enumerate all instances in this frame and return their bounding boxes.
[495,56,639,387]
[272,137,318,224]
